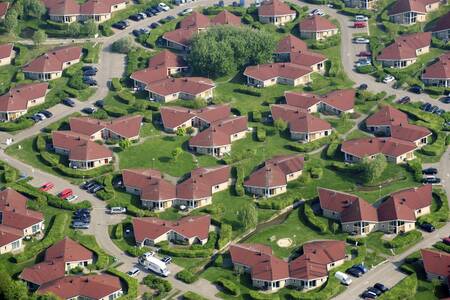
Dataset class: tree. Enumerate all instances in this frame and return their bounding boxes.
[171,147,183,161]
[176,127,186,136]
[24,0,45,19]
[360,154,387,183]
[274,118,288,132]
[188,26,276,78]
[4,9,18,33]
[238,205,258,230]
[82,19,98,37]
[67,22,81,37]
[111,37,133,53]
[119,139,132,150]
[32,30,47,47]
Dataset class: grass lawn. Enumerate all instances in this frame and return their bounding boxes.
[0,65,18,94]
[345,129,372,140]
[325,117,356,134]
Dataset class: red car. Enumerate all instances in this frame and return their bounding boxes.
[357,51,372,57]
[59,188,73,199]
[354,21,367,28]
[40,182,54,192]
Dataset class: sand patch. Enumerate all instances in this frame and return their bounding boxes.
[277,238,292,248]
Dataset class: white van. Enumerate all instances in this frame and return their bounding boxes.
[335,271,352,286]
[139,255,170,277]
[109,207,126,214]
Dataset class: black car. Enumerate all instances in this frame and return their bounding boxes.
[81,181,96,190]
[132,29,143,36]
[421,103,432,112]
[62,98,76,107]
[40,110,53,118]
[358,83,368,90]
[29,115,40,122]
[144,9,154,17]
[441,96,450,104]
[150,8,159,14]
[95,100,104,108]
[397,96,410,104]
[82,107,96,114]
[166,15,175,21]
[410,85,423,94]
[83,69,97,76]
[346,267,363,277]
[129,14,143,21]
[367,287,382,296]
[112,21,128,29]
[374,283,389,293]
[422,168,438,175]
[150,22,160,28]
[82,66,98,72]
[361,291,377,299]
[422,177,441,184]
[83,78,97,86]
[73,215,91,223]
[419,222,435,232]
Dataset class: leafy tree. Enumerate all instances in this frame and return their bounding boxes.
[274,118,288,132]
[176,127,186,136]
[119,139,132,150]
[4,9,18,33]
[171,147,183,161]
[67,22,81,37]
[24,0,46,19]
[82,19,98,37]
[32,30,47,47]
[188,26,276,78]
[111,37,133,53]
[238,205,258,230]
[360,154,387,183]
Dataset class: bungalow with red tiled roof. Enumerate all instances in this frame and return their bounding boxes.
[23,46,82,80]
[388,184,432,218]
[318,187,362,220]
[230,240,346,291]
[342,0,377,10]
[377,32,431,68]
[211,10,242,26]
[271,104,332,142]
[388,0,440,25]
[244,155,304,198]
[132,215,211,246]
[422,52,450,87]
[341,197,379,235]
[285,89,356,115]
[341,137,417,164]
[0,2,9,19]
[42,0,128,23]
[189,116,248,157]
[366,105,431,148]
[20,237,94,289]
[146,77,215,102]
[0,43,14,66]
[159,105,230,133]
[0,188,45,254]
[244,63,313,88]
[258,0,296,26]
[275,34,308,61]
[290,50,328,73]
[421,249,450,283]
[37,274,123,300]
[0,82,49,122]
[298,15,338,41]
[431,11,450,40]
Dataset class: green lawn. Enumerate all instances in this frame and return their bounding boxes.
[325,117,356,134]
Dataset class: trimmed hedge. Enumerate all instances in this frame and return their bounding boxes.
[0,118,34,132]
[233,88,261,97]
[406,159,423,182]
[303,202,328,233]
[111,78,123,91]
[234,165,245,196]
[216,278,240,296]
[257,190,297,210]
[326,141,340,158]
[289,132,338,153]
[117,90,136,105]
[176,269,199,284]
[217,223,232,249]
[346,236,366,246]
[251,111,262,122]
[385,230,422,249]
[434,241,450,253]
[71,232,111,269]
[142,274,172,295]
[183,291,208,300]
[417,189,449,227]
[106,268,138,300]
[256,126,266,142]
[104,105,127,117]
[249,291,280,300]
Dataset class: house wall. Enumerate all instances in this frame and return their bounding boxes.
[211,180,230,194]
[244,185,287,198]
[287,276,328,290]
[322,103,353,115]
[165,39,189,51]
[413,135,430,148]
[230,130,247,142]
[327,258,345,270]
[414,205,431,218]
[426,271,450,282]
[378,220,415,234]
[299,29,338,41]
[62,58,81,70]
[343,0,377,9]
[392,150,415,163]
[291,129,331,142]
[322,208,341,220]
[69,157,112,169]
[389,12,427,25]
[65,259,93,271]
[176,196,212,209]
[23,221,44,236]
[341,221,377,236]
[252,278,287,291]
[433,29,450,40]
[422,77,450,87]
[111,2,127,12]
[0,110,27,122]
[0,238,23,255]
[100,290,123,300]
[165,118,193,133]
[141,199,174,210]
[379,58,417,68]
[49,14,78,23]
[367,125,391,135]
[286,170,302,182]
[191,144,231,157]
[259,14,296,26]
[0,55,11,66]
[125,186,141,195]
[292,74,312,86]
[24,71,62,81]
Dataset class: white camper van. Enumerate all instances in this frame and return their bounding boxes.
[335,271,352,285]
[139,255,170,277]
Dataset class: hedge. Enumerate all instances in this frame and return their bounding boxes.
[249,291,280,300]
[158,243,213,258]
[420,132,447,157]
[385,230,422,249]
[176,269,199,284]
[406,159,423,182]
[378,274,417,300]
[434,241,450,253]
[15,214,69,263]
[142,274,172,295]
[310,167,323,179]
[257,190,297,210]
[83,42,101,64]
[289,132,337,153]
[111,78,123,91]
[233,88,261,97]
[216,278,240,296]
[346,236,366,246]
[303,202,328,233]
[106,268,138,300]
[71,232,111,269]
[251,111,262,122]
[104,105,127,117]
[0,118,34,132]
[289,272,345,299]
[417,189,449,227]
[117,90,136,105]
[183,291,208,300]
[234,165,245,196]
[115,223,124,240]
[256,126,266,142]
[3,165,18,183]
[326,141,340,159]
[217,223,232,249]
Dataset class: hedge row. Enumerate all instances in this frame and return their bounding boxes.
[15,214,69,263]
[251,111,262,122]
[434,241,450,253]
[257,190,297,210]
[158,243,213,258]
[234,165,245,196]
[417,189,449,227]
[0,118,34,132]
[2,163,18,183]
[289,273,345,300]
[256,126,266,142]
[96,174,115,201]
[303,202,328,233]
[111,78,122,91]
[117,90,136,105]
[83,42,101,64]
[71,232,111,269]
[385,230,422,249]
[104,105,128,117]
[216,278,240,296]
[106,268,138,300]
[233,88,261,97]
[346,236,366,246]
[378,274,418,300]
[420,132,447,157]
[142,274,172,295]
[326,141,340,159]
[176,269,199,284]
[249,291,280,300]
[289,132,338,153]
[183,291,208,300]
[217,223,232,249]
[406,159,422,182]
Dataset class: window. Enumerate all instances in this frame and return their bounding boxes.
[11,240,20,249]
[32,223,40,233]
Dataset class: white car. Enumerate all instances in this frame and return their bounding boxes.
[109,207,127,214]
[355,15,368,22]
[383,75,395,83]
[356,61,371,67]
[158,3,170,11]
[66,195,79,202]
[36,113,47,120]
[354,37,370,44]
[127,267,140,277]
[180,8,192,15]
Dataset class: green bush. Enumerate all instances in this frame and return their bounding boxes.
[106,268,138,300]
[142,274,172,294]
[0,118,34,132]
[257,191,297,210]
[234,165,245,197]
[233,88,261,97]
[183,291,208,300]
[251,111,262,122]
[303,203,328,233]
[289,132,337,152]
[310,167,323,179]
[356,65,376,74]
[117,90,136,105]
[216,278,240,296]
[420,132,447,157]
[346,236,366,246]
[385,230,422,249]
[326,141,340,158]
[158,244,213,258]
[256,126,266,142]
[176,269,199,284]
[433,241,450,253]
[249,291,280,300]
[406,159,422,182]
[104,105,127,117]
[217,223,232,249]
[3,165,18,183]
[111,78,122,91]
[115,223,123,240]
[417,189,449,227]
[214,254,224,267]
[71,232,112,269]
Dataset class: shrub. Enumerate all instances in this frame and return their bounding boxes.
[111,78,122,91]
[256,126,266,142]
[111,37,133,53]
[233,88,261,97]
[434,241,450,253]
[158,245,213,258]
[106,268,138,300]
[251,111,262,122]
[183,291,208,300]
[303,203,328,233]
[117,90,135,105]
[249,291,280,300]
[385,230,422,249]
[176,269,198,284]
[3,166,18,183]
[214,254,224,267]
[142,274,172,293]
[0,118,34,132]
[216,278,240,296]
[217,223,232,249]
[103,105,127,117]
[257,191,297,210]
[346,236,366,246]
[289,132,337,152]
[326,141,340,158]
[234,165,245,196]
[115,223,123,240]
[310,167,323,179]
[406,159,422,182]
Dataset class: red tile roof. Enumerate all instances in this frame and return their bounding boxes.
[244,63,313,81]
[189,116,248,147]
[132,215,210,243]
[45,237,93,262]
[341,198,378,223]
[276,34,308,54]
[244,155,304,188]
[390,123,431,142]
[180,11,211,29]
[52,131,113,161]
[37,274,122,299]
[20,260,66,286]
[122,169,176,202]
[0,82,48,113]
[163,27,197,47]
[366,105,408,127]
[302,240,346,264]
[146,77,214,97]
[422,52,450,80]
[0,43,13,60]
[299,15,337,32]
[130,67,169,86]
[0,2,9,18]
[378,32,431,61]
[284,91,321,109]
[176,165,230,199]
[290,50,327,68]
[160,105,230,130]
[421,249,450,278]
[211,10,241,26]
[23,46,82,73]
[431,11,450,32]
[271,104,331,133]
[389,185,432,210]
[69,115,142,139]
[388,0,439,16]
[341,137,417,159]
[0,226,22,248]
[258,0,295,16]
[318,187,361,214]
[377,196,416,222]
[148,50,187,70]
[43,0,126,16]
[321,89,355,112]
[252,256,289,281]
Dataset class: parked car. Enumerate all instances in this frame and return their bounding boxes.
[81,181,96,190]
[352,264,368,274]
[355,15,369,21]
[144,9,154,17]
[82,66,98,72]
[422,177,441,185]
[83,78,97,86]
[36,113,47,120]
[440,96,450,104]
[357,51,372,57]
[419,222,435,232]
[158,2,170,11]
[430,105,439,113]
[109,207,127,214]
[162,256,172,264]
[71,222,89,229]
[40,110,53,118]
[361,290,377,299]
[435,108,445,115]
[150,22,160,29]
[127,267,141,277]
[422,167,438,175]
[422,103,432,112]
[358,83,368,90]
[40,182,55,191]
[62,98,75,107]
[367,287,382,296]
[354,21,367,28]
[150,8,159,14]
[180,8,192,15]
[73,215,90,223]
[356,60,371,67]
[29,115,41,122]
[397,96,410,104]
[89,184,103,193]
[82,107,96,114]
[382,75,395,83]
[335,271,352,285]
[346,267,363,277]
[165,15,175,21]
[112,21,129,29]
[354,37,370,44]
[443,237,450,245]
[59,188,73,199]
[410,85,423,94]
[374,283,389,293]
[65,195,78,202]
[83,69,97,76]
[95,99,104,108]
[129,14,143,21]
